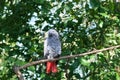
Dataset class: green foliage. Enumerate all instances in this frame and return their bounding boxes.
[0,0,120,79]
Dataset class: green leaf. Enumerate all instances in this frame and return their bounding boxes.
[28,66,35,72]
[99,21,103,28]
[81,58,90,67]
[99,13,110,18]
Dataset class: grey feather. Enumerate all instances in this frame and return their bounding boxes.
[44,29,61,59]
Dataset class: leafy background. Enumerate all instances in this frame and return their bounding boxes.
[0,0,120,80]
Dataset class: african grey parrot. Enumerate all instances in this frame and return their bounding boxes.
[44,29,61,73]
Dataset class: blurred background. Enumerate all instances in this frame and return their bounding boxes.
[0,0,120,80]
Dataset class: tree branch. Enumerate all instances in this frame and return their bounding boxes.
[13,45,120,80]
[13,65,24,80]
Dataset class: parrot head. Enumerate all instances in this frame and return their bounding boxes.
[46,29,59,38]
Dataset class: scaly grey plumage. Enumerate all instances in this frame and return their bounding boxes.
[44,29,61,59]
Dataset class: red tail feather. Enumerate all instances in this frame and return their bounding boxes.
[46,61,52,74]
[52,61,57,73]
[46,61,58,74]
